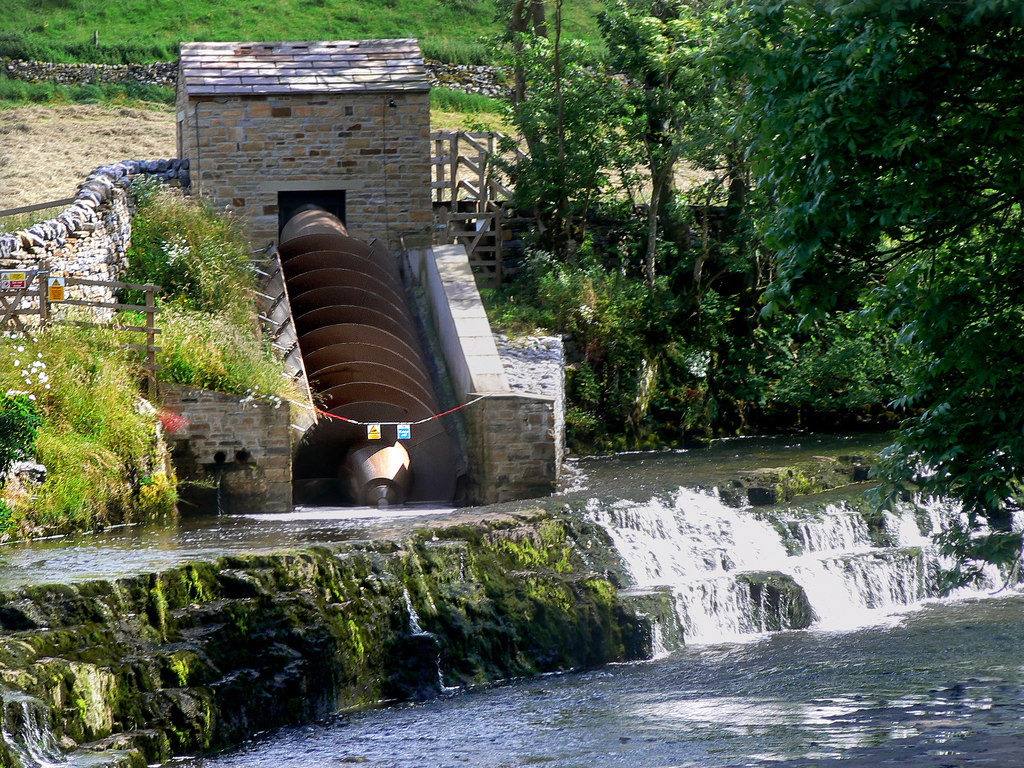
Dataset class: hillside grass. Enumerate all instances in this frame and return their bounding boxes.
[0,0,605,65]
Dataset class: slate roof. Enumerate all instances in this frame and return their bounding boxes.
[179,39,429,96]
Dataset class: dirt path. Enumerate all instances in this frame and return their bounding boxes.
[0,105,176,211]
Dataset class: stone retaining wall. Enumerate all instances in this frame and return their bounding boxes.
[464,393,559,504]
[2,57,508,98]
[159,385,292,515]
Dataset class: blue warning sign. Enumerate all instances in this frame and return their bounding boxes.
[397,423,411,440]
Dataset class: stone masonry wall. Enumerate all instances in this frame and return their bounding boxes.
[159,385,292,514]
[463,393,558,504]
[177,89,433,251]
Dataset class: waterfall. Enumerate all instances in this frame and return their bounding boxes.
[1,693,66,768]
[403,587,427,636]
[589,487,1014,645]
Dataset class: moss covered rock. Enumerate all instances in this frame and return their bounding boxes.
[0,514,651,767]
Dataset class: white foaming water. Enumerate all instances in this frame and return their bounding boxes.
[589,487,1016,645]
[1,694,67,768]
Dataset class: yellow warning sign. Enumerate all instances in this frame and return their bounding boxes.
[1,271,27,290]
[48,276,65,301]
[366,423,382,440]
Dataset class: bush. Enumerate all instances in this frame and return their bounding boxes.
[0,392,42,476]
[483,247,658,451]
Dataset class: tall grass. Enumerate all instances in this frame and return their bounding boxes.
[125,182,298,401]
[0,70,174,108]
[0,325,175,536]
[430,88,505,115]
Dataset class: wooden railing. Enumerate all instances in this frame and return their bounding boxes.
[0,198,76,219]
[431,131,533,286]
[446,210,505,288]
[0,269,162,393]
[431,130,524,210]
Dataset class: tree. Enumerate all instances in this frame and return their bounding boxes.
[730,0,1024,577]
[600,0,751,286]
[502,4,624,255]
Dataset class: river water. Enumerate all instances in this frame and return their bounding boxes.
[176,436,1022,768]
[4,435,1022,767]
[184,595,1024,768]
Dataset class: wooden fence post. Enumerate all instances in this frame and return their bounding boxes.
[145,288,157,398]
[36,270,49,325]
[450,132,460,204]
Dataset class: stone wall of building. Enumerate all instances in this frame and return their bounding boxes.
[177,90,433,251]
[159,385,292,514]
[463,393,559,504]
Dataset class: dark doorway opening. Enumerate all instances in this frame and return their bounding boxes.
[278,190,346,235]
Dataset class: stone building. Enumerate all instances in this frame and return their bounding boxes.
[176,39,432,251]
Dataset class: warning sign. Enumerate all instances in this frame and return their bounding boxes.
[397,423,411,441]
[366,423,382,440]
[1,272,27,290]
[48,276,65,301]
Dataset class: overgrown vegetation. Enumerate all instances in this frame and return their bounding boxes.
[487,0,1024,578]
[0,326,175,536]
[488,0,915,453]
[0,183,295,537]
[727,0,1024,580]
[124,181,297,400]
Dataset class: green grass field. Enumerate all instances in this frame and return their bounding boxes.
[0,0,605,65]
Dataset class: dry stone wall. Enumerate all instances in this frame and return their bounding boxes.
[2,58,177,87]
[3,57,507,97]
[0,159,189,306]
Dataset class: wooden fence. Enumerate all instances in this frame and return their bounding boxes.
[431,131,516,209]
[0,269,162,393]
[0,198,76,220]
[430,131,534,287]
